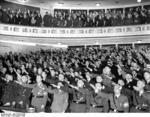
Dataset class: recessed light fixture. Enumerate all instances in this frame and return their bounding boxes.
[57,43,62,45]
[137,0,142,3]
[18,0,28,3]
[137,40,142,43]
[58,2,64,6]
[95,42,99,45]
[96,3,100,6]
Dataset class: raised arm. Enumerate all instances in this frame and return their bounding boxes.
[96,91,111,100]
[46,86,56,94]
[21,83,35,89]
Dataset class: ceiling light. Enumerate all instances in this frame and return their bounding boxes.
[137,40,142,43]
[57,43,62,45]
[18,0,28,3]
[137,0,142,3]
[95,42,99,45]
[96,3,100,6]
[58,3,64,6]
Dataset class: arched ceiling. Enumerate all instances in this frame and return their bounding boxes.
[5,0,150,9]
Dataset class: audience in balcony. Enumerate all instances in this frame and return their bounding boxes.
[0,5,150,27]
[147,9,150,23]
[43,12,53,27]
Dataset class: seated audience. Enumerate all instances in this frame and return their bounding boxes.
[0,45,150,113]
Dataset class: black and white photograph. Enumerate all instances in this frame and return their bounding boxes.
[0,0,150,116]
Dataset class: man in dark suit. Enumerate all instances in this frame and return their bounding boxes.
[1,74,19,107]
[15,75,32,109]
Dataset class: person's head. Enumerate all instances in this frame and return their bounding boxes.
[114,84,122,95]
[125,73,132,82]
[77,80,84,88]
[78,17,81,20]
[68,16,71,20]
[103,66,111,75]
[121,13,125,19]
[10,14,13,18]
[22,75,28,84]
[26,63,29,68]
[74,71,79,77]
[2,67,7,74]
[33,66,37,73]
[127,13,132,18]
[45,11,48,15]
[21,64,25,70]
[70,68,74,73]
[50,69,56,77]
[24,13,27,18]
[131,62,139,70]
[99,15,102,19]
[58,73,64,81]
[36,75,42,83]
[96,75,103,83]
[38,67,43,75]
[42,71,47,81]
[134,12,139,18]
[60,16,63,20]
[9,67,13,73]
[85,61,89,66]
[58,82,63,88]
[144,71,150,83]
[118,79,125,86]
[6,74,13,81]
[85,72,91,81]
[95,83,102,90]
[28,63,32,69]
[136,80,145,91]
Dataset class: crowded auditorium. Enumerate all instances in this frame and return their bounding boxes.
[0,0,150,115]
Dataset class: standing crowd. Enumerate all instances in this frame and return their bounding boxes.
[0,5,150,27]
[0,45,150,113]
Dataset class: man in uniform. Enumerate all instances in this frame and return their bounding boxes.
[123,73,137,106]
[21,75,48,112]
[69,80,91,113]
[131,80,150,112]
[101,66,115,93]
[144,71,150,92]
[89,83,109,112]
[97,84,129,112]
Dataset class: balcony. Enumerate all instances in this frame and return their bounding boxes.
[0,23,150,38]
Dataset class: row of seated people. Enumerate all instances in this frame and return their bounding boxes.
[0,46,150,113]
[0,5,150,27]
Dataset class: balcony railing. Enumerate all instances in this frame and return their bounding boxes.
[0,23,150,38]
